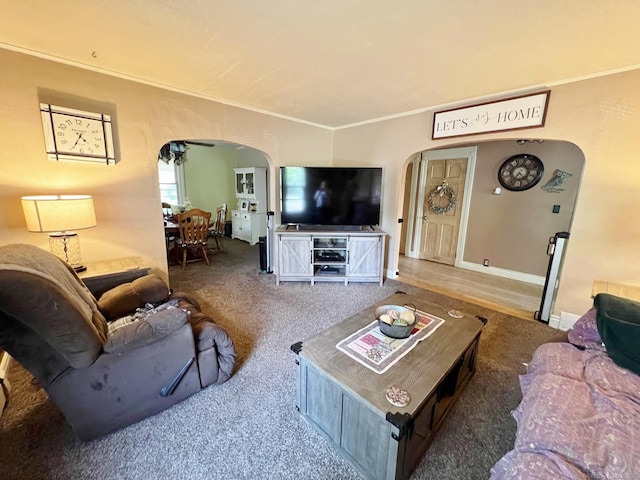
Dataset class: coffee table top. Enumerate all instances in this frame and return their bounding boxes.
[298,293,484,417]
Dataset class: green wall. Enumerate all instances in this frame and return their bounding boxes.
[183,144,238,213]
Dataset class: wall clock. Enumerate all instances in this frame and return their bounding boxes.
[498,154,544,191]
[40,103,115,164]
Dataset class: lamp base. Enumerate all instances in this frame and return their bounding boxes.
[49,232,85,271]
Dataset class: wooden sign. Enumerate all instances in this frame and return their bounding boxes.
[432,90,550,139]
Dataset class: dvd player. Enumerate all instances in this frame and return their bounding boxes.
[317,251,344,262]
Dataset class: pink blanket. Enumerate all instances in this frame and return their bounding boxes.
[491,342,640,479]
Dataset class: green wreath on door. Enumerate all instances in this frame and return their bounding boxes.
[428,181,457,215]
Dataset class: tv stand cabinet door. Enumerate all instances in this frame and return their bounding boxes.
[278,235,312,283]
[348,236,383,284]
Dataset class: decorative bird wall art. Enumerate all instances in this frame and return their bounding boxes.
[541,169,572,193]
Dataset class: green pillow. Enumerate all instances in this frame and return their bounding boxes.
[595,293,640,375]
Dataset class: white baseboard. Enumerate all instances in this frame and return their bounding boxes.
[548,314,561,329]
[548,311,581,331]
[459,261,545,286]
[559,311,581,331]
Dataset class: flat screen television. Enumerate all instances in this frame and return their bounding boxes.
[280,167,382,227]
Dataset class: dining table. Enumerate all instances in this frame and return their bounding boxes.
[164,219,180,234]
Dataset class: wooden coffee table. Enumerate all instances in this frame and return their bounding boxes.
[291,293,484,480]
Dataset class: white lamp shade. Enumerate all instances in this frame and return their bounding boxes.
[21,195,97,232]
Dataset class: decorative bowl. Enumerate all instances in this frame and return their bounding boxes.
[375,304,418,339]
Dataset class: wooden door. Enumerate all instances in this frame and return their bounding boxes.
[419,158,467,265]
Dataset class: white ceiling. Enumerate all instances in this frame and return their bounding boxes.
[2,0,640,128]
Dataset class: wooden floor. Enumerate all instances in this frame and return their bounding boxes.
[397,255,543,320]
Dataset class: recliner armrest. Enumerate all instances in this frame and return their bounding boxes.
[104,308,188,354]
[98,274,171,321]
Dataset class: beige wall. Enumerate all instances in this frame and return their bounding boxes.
[334,68,640,317]
[0,49,332,282]
[463,139,583,277]
[2,46,639,319]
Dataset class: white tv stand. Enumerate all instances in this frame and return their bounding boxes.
[276,225,385,286]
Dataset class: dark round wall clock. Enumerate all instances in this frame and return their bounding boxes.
[498,154,544,191]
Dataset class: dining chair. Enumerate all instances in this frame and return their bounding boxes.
[175,208,212,269]
[162,202,173,220]
[208,203,227,253]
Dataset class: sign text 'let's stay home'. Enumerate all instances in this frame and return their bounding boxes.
[432,91,550,140]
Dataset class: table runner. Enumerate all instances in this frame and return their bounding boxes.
[336,309,445,374]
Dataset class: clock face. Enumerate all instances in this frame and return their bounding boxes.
[51,112,107,157]
[498,154,544,191]
[40,104,115,164]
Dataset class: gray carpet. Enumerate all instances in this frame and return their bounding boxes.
[0,239,563,480]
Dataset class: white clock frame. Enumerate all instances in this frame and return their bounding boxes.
[40,103,116,164]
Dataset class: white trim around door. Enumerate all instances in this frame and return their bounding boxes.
[405,146,477,268]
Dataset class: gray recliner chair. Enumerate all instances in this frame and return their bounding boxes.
[0,243,236,441]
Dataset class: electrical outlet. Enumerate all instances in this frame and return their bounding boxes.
[483,259,490,267]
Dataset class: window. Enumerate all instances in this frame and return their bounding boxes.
[282,166,306,213]
[158,160,185,205]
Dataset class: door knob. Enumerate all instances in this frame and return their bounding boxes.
[422,215,429,220]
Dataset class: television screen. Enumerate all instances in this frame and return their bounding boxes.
[280,167,382,226]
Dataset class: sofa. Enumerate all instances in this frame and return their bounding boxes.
[491,293,640,479]
[0,243,236,441]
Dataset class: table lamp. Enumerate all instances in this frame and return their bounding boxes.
[21,195,97,272]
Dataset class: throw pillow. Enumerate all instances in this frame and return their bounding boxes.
[104,305,187,354]
[98,274,170,320]
[595,293,640,375]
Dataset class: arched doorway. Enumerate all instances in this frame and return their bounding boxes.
[398,138,585,321]
[157,139,272,266]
